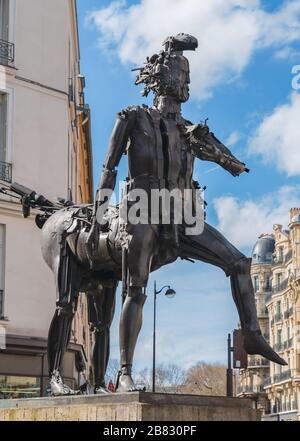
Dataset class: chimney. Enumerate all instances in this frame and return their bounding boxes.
[290,208,300,223]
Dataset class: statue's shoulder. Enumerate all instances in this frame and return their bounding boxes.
[117,105,148,120]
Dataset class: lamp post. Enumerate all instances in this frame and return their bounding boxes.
[152,280,176,393]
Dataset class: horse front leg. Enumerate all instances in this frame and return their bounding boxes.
[48,238,82,396]
[48,302,78,396]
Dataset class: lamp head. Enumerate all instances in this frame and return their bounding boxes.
[165,288,176,298]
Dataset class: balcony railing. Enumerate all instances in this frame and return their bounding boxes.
[237,385,265,395]
[264,377,272,387]
[257,306,268,317]
[0,39,14,64]
[0,161,12,183]
[248,356,270,367]
[272,279,288,294]
[274,370,292,383]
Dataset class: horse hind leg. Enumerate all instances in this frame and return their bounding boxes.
[87,280,117,394]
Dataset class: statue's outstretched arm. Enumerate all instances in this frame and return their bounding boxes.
[186,124,249,177]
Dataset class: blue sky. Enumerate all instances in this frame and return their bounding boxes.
[76,0,300,372]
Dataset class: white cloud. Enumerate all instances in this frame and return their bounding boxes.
[274,46,300,61]
[88,0,300,99]
[213,185,300,249]
[248,93,300,177]
[226,131,241,147]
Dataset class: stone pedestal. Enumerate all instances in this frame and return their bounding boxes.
[0,392,259,421]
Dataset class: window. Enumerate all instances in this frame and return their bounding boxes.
[0,376,40,399]
[0,0,10,66]
[276,273,282,287]
[266,275,271,290]
[0,0,9,41]
[277,329,282,345]
[0,92,7,162]
[0,225,6,319]
[253,276,259,292]
[276,301,281,316]
[278,247,284,262]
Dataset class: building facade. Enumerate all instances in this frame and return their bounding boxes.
[237,210,300,421]
[0,0,93,398]
[237,235,273,413]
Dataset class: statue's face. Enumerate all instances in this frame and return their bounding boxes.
[135,52,191,103]
[159,54,191,103]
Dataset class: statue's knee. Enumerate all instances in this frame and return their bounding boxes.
[231,256,251,275]
[56,304,74,318]
[128,287,147,305]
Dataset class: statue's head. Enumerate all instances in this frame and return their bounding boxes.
[135,33,198,104]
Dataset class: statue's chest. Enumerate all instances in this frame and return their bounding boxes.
[162,118,192,183]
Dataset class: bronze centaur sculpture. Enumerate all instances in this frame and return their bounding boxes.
[3,33,286,396]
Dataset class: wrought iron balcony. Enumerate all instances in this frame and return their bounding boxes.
[272,279,288,294]
[274,370,291,383]
[257,306,268,317]
[237,385,265,395]
[0,39,15,64]
[248,356,270,367]
[0,161,12,183]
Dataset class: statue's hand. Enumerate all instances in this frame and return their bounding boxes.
[86,219,100,266]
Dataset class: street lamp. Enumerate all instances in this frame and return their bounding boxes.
[152,280,176,393]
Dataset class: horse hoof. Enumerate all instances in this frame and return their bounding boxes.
[49,370,80,397]
[116,374,138,393]
[94,386,112,395]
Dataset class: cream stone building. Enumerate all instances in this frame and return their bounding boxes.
[0,0,93,398]
[236,234,273,412]
[237,209,300,421]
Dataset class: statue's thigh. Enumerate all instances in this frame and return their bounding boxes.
[180,222,244,274]
[127,224,159,286]
[88,282,117,327]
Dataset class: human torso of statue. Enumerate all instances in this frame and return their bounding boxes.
[125,105,195,193]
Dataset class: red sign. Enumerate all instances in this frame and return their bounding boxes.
[233,329,248,369]
[107,380,115,393]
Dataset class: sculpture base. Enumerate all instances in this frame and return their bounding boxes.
[0,392,258,421]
